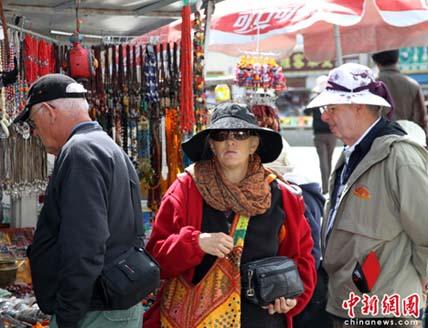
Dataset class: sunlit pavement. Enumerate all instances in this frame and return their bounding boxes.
[280,129,343,186]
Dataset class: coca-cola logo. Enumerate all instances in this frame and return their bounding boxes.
[232,10,298,34]
[212,2,362,35]
[213,4,304,35]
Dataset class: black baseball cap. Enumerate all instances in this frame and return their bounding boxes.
[13,73,87,124]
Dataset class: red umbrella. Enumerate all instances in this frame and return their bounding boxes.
[131,21,182,45]
[208,0,428,61]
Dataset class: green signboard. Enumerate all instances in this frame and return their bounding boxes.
[399,47,428,73]
[280,52,334,72]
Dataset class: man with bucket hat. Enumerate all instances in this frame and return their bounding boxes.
[14,74,145,328]
[307,63,428,327]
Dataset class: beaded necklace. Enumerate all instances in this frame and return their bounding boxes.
[193,11,208,132]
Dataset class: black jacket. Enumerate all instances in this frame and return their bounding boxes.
[299,182,324,269]
[28,123,142,328]
[304,107,332,134]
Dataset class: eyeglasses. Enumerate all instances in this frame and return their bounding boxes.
[27,102,55,130]
[319,106,337,114]
[209,130,257,142]
[27,118,36,130]
[28,106,43,130]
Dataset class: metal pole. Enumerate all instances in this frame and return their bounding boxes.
[256,24,260,55]
[0,0,10,63]
[203,0,214,79]
[0,187,3,223]
[6,23,60,44]
[333,24,343,66]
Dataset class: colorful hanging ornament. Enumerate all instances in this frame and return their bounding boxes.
[66,1,94,81]
[193,11,207,132]
[144,44,162,212]
[235,55,286,91]
[180,2,195,132]
[23,35,38,84]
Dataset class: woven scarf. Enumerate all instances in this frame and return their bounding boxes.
[193,154,271,217]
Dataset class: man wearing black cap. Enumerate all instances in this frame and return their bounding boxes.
[372,50,427,137]
[15,74,144,328]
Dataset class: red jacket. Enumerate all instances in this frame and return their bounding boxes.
[144,173,316,328]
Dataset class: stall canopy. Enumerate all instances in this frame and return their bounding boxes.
[208,0,428,61]
[1,0,187,42]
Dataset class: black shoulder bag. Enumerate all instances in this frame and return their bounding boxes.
[99,177,160,310]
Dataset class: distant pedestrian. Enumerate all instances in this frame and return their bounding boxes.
[251,103,328,328]
[396,120,427,148]
[372,49,427,137]
[304,75,337,194]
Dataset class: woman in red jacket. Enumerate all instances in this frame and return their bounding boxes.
[144,103,316,328]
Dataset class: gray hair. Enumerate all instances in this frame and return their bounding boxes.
[32,98,89,118]
[366,104,382,117]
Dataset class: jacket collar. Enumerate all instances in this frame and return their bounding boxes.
[68,121,102,141]
[379,64,400,73]
[55,122,102,158]
[329,119,406,214]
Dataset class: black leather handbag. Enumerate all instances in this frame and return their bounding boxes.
[99,175,160,310]
[241,256,304,306]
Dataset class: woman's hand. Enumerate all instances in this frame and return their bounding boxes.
[198,232,234,258]
[262,298,297,315]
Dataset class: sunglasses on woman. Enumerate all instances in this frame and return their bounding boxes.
[209,130,257,142]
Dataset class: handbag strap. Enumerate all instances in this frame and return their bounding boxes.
[231,214,250,248]
[124,151,145,239]
[231,174,275,249]
[228,174,276,247]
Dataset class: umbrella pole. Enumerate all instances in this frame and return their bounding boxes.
[203,0,215,79]
[333,25,343,66]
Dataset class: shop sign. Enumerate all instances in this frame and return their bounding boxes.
[280,115,312,129]
[280,52,334,72]
[399,47,428,72]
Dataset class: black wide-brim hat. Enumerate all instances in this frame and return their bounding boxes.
[182,103,283,163]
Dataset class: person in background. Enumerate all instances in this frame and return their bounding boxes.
[250,104,323,267]
[395,117,427,324]
[396,120,427,149]
[304,75,337,195]
[372,49,427,137]
[250,103,293,172]
[308,63,428,327]
[251,104,329,328]
[13,74,144,328]
[144,103,316,328]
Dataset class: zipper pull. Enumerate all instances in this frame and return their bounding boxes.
[246,269,255,297]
